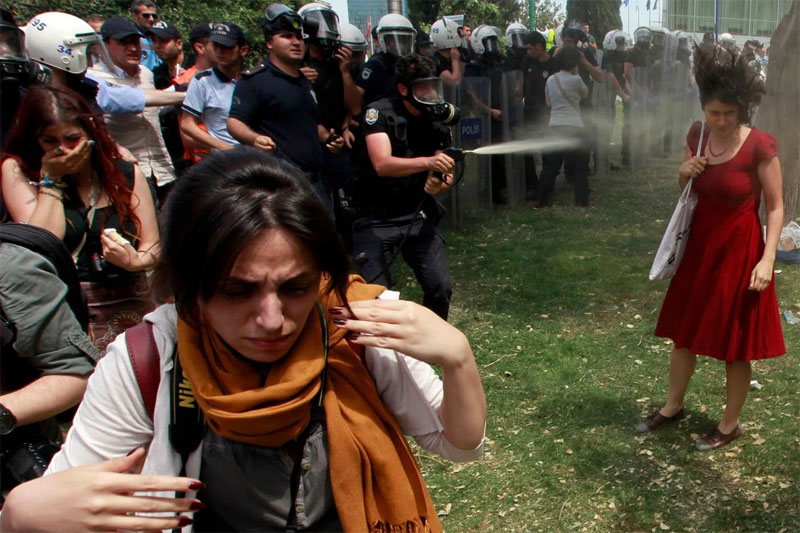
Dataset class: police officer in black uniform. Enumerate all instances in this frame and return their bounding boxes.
[521,31,555,199]
[227,3,343,216]
[350,54,456,320]
[355,13,416,106]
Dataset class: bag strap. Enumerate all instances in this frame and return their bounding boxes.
[554,73,581,113]
[125,321,160,420]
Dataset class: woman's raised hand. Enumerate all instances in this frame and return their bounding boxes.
[101,231,141,271]
[679,155,707,181]
[330,299,473,369]
[40,139,94,179]
[0,447,204,532]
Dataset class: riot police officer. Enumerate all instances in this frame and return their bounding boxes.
[356,13,415,106]
[503,23,529,71]
[350,54,456,320]
[465,24,507,203]
[429,17,464,87]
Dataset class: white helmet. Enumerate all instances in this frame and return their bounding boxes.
[430,17,460,50]
[603,29,631,51]
[469,24,500,55]
[22,12,103,74]
[505,22,529,50]
[297,2,340,49]
[649,25,667,48]
[339,22,366,50]
[376,13,415,57]
[339,22,366,66]
[719,32,736,50]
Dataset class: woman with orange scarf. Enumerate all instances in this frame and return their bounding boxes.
[1,148,486,532]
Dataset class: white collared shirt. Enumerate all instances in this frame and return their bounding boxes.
[88,61,176,187]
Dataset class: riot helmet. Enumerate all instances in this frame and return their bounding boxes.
[469,24,501,58]
[603,29,631,51]
[23,12,110,75]
[633,27,653,49]
[719,32,736,51]
[298,2,341,53]
[339,23,366,66]
[376,13,415,57]
[649,25,667,50]
[561,20,586,47]
[430,17,460,51]
[261,3,303,39]
[506,22,529,52]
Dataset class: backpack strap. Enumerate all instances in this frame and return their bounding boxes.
[125,321,160,420]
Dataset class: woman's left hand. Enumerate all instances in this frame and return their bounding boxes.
[331,299,472,369]
[749,258,774,291]
[101,233,139,271]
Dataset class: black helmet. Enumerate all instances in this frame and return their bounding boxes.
[261,3,303,38]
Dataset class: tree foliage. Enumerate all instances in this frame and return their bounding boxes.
[520,0,566,31]
[407,0,526,32]
[566,0,623,48]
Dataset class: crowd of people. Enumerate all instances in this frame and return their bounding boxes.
[0,0,787,530]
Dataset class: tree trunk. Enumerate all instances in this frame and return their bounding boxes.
[756,0,799,222]
[566,0,622,46]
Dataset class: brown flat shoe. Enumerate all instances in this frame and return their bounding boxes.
[635,408,685,433]
[695,426,743,451]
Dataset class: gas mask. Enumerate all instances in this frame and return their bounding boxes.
[0,21,51,86]
[404,77,460,125]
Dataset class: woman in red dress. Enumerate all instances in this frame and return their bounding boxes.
[637,47,785,450]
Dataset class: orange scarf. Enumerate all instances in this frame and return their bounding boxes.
[177,276,441,532]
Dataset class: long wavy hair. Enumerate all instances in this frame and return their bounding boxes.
[2,85,139,233]
[693,44,765,124]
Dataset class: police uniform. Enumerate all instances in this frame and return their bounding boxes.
[181,67,239,148]
[350,97,452,320]
[355,51,398,106]
[229,59,331,212]
[521,54,556,198]
[501,51,524,72]
[432,50,452,77]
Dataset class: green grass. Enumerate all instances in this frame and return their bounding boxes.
[397,155,799,532]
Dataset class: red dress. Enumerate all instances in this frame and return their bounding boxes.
[655,123,786,362]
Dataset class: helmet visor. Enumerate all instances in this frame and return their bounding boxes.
[483,36,499,54]
[0,25,26,61]
[308,10,340,41]
[382,31,414,57]
[509,32,526,49]
[411,77,444,105]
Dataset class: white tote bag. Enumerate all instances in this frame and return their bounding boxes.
[649,123,703,280]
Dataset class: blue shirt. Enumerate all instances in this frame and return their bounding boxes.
[181,67,238,148]
[85,71,146,115]
[138,33,162,71]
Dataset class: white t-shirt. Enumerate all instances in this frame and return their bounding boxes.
[546,71,586,128]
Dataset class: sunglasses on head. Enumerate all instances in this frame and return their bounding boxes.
[141,13,158,20]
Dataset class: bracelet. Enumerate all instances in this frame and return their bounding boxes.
[31,175,68,190]
[37,189,64,202]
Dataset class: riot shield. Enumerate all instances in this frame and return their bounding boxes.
[501,70,526,205]
[457,76,493,223]
[438,81,462,228]
[631,66,649,171]
[591,69,618,177]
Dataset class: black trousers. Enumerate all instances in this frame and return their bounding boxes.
[621,99,631,164]
[352,214,452,320]
[536,125,590,206]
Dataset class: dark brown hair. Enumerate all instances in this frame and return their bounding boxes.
[152,147,351,326]
[693,45,765,124]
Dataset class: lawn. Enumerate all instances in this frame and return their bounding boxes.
[400,154,799,532]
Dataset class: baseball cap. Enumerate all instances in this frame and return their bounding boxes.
[146,21,181,40]
[189,23,213,43]
[210,21,246,47]
[101,16,144,41]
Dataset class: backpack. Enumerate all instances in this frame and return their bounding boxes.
[0,223,89,345]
